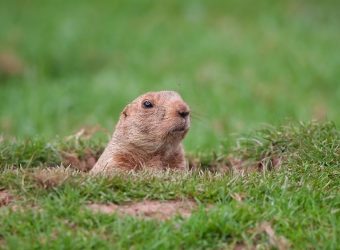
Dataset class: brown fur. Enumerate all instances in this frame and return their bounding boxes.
[90,91,190,173]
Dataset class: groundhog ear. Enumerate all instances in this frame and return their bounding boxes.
[121,105,130,118]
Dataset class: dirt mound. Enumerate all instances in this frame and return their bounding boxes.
[61,149,98,172]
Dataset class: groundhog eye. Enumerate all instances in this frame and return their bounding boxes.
[142,100,153,109]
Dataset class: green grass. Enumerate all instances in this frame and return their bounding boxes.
[0,166,338,249]
[0,0,339,249]
[0,122,339,249]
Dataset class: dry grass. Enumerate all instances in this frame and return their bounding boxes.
[32,168,71,189]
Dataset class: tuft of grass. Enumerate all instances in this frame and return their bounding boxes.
[0,137,104,170]
[233,121,340,169]
[188,121,340,172]
[0,139,61,168]
[32,168,71,189]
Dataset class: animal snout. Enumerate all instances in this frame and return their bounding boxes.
[178,110,190,118]
[177,105,190,118]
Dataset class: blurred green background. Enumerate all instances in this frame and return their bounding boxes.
[0,0,339,151]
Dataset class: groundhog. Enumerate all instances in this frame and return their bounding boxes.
[90,91,190,173]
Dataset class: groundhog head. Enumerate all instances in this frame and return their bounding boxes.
[114,91,190,152]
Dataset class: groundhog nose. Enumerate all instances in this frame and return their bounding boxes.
[178,109,190,118]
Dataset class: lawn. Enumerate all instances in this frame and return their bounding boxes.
[0,0,339,249]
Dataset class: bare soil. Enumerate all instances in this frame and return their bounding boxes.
[0,190,14,207]
[87,200,198,221]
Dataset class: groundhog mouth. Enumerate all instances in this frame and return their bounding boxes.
[171,123,190,133]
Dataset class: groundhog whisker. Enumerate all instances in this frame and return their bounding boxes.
[190,110,202,116]
[190,114,202,121]
[192,111,207,119]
